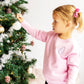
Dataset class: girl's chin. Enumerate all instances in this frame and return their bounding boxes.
[53,30,56,33]
[53,28,55,30]
[53,30,59,33]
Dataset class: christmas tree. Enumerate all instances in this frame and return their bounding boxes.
[0,0,37,84]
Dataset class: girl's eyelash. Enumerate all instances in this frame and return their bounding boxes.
[54,20,57,23]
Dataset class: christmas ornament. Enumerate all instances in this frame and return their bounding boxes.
[21,44,26,51]
[0,25,5,33]
[30,41,34,46]
[6,8,12,14]
[11,72,13,75]
[5,75,10,83]
[10,21,21,30]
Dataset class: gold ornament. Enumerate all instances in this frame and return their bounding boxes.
[9,35,12,38]
[11,40,14,42]
[16,76,19,78]
[11,72,14,75]
[19,32,21,34]
[5,18,8,20]
[0,25,5,33]
[0,19,2,21]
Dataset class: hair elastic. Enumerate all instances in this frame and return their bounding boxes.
[74,8,80,18]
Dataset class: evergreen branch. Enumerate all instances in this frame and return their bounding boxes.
[15,6,28,12]
[14,0,28,6]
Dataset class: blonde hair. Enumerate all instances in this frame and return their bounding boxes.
[53,5,84,32]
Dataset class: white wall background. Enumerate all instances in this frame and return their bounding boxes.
[23,0,84,84]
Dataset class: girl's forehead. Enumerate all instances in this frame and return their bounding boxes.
[53,14,61,20]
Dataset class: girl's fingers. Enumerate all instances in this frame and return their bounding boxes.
[16,13,22,19]
[16,13,24,22]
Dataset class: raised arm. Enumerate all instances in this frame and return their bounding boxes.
[21,20,49,42]
[16,14,49,42]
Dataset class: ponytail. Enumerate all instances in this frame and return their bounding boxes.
[75,12,84,32]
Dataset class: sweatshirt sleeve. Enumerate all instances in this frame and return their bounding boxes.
[66,44,80,84]
[21,20,49,42]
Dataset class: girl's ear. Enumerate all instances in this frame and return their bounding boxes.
[66,21,72,28]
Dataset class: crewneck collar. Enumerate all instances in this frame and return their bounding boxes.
[57,33,72,41]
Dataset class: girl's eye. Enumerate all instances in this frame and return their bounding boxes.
[54,20,57,23]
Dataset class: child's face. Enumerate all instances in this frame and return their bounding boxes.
[52,14,68,34]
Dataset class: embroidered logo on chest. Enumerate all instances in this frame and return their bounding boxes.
[58,47,65,55]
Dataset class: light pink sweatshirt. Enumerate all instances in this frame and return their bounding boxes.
[21,20,80,84]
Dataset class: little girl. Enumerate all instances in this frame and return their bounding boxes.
[17,5,83,84]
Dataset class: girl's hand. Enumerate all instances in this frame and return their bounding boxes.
[16,13,24,23]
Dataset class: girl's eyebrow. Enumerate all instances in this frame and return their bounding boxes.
[53,18,56,20]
